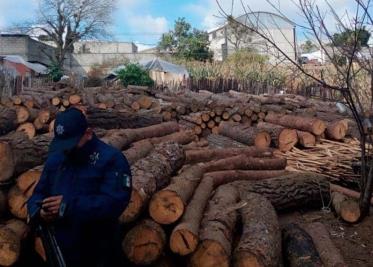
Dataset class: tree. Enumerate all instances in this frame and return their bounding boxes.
[301,40,318,53]
[158,18,213,61]
[226,15,254,51]
[217,0,373,219]
[332,27,371,48]
[116,63,154,87]
[27,0,115,69]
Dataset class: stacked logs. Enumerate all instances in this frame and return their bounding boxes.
[0,87,361,267]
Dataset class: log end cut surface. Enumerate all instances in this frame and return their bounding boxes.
[170,228,198,256]
[149,190,184,225]
[119,189,143,224]
[190,240,229,267]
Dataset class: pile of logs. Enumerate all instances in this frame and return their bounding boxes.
[0,86,365,266]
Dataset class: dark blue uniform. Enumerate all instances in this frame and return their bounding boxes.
[27,135,132,267]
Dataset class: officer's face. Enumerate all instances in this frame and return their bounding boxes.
[76,128,93,148]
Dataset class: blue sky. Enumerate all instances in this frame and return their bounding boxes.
[0,0,356,49]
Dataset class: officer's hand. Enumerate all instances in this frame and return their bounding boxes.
[40,208,58,223]
[42,195,63,215]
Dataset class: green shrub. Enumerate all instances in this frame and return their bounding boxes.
[48,63,63,82]
[116,63,154,87]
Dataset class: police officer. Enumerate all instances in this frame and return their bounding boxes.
[27,107,132,267]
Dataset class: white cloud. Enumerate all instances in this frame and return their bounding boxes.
[126,14,169,34]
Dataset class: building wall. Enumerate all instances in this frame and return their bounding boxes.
[209,26,296,62]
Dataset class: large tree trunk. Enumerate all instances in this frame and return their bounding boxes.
[119,142,185,224]
[303,222,347,267]
[217,122,271,149]
[101,122,179,150]
[0,132,51,181]
[0,219,29,267]
[231,172,330,211]
[122,219,166,266]
[169,158,286,255]
[257,122,298,152]
[265,113,326,135]
[190,184,240,267]
[206,134,247,148]
[282,223,323,267]
[233,193,281,267]
[86,108,162,129]
[150,156,286,226]
[185,147,273,164]
[123,140,155,165]
[0,107,17,136]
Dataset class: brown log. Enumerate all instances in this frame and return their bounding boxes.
[222,111,230,120]
[214,116,221,123]
[69,94,81,105]
[97,103,107,110]
[207,134,246,149]
[51,97,61,106]
[162,111,172,121]
[257,122,298,152]
[265,113,326,135]
[330,184,373,206]
[0,107,17,136]
[16,106,30,124]
[303,222,347,267]
[62,99,70,107]
[16,123,36,139]
[12,96,22,105]
[86,108,162,130]
[180,113,203,125]
[297,130,316,148]
[282,223,323,267]
[119,142,185,223]
[201,112,210,123]
[150,130,196,145]
[212,126,219,134]
[123,219,166,265]
[151,155,284,227]
[169,165,286,255]
[190,184,240,267]
[185,147,273,165]
[214,106,224,116]
[137,96,153,109]
[218,122,271,149]
[331,192,360,223]
[123,140,154,165]
[0,219,29,266]
[0,141,14,182]
[233,193,281,267]
[232,114,242,122]
[207,120,215,129]
[326,120,348,140]
[0,133,51,179]
[183,140,209,150]
[231,172,330,212]
[101,122,179,150]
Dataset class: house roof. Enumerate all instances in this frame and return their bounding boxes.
[3,55,48,74]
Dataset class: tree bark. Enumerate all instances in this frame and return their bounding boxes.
[330,184,373,206]
[218,122,271,149]
[265,113,326,135]
[123,140,155,165]
[233,193,281,267]
[190,184,240,267]
[282,223,323,267]
[122,219,166,266]
[303,222,347,267]
[85,108,162,129]
[207,134,247,148]
[101,122,179,150]
[257,122,298,152]
[0,107,17,136]
[119,142,185,224]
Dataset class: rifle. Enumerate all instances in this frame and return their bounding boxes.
[30,201,66,267]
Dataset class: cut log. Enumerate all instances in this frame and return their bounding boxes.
[326,120,348,141]
[297,130,316,148]
[16,123,36,139]
[303,222,347,267]
[69,95,81,105]
[185,147,273,164]
[0,141,14,182]
[0,219,29,267]
[123,140,154,165]
[123,219,166,265]
[233,193,281,267]
[218,122,271,149]
[231,172,330,212]
[62,99,70,107]
[119,142,185,223]
[86,108,162,130]
[0,107,17,136]
[12,96,22,105]
[265,113,326,135]
[150,130,196,145]
[51,97,61,106]
[331,192,360,223]
[257,122,298,152]
[101,122,179,150]
[137,96,153,109]
[282,223,323,267]
[207,134,246,149]
[151,155,285,226]
[180,113,203,125]
[169,167,286,255]
[16,106,30,124]
[190,184,240,267]
[330,184,373,206]
[0,132,51,179]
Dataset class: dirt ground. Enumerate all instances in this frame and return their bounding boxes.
[280,209,373,267]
